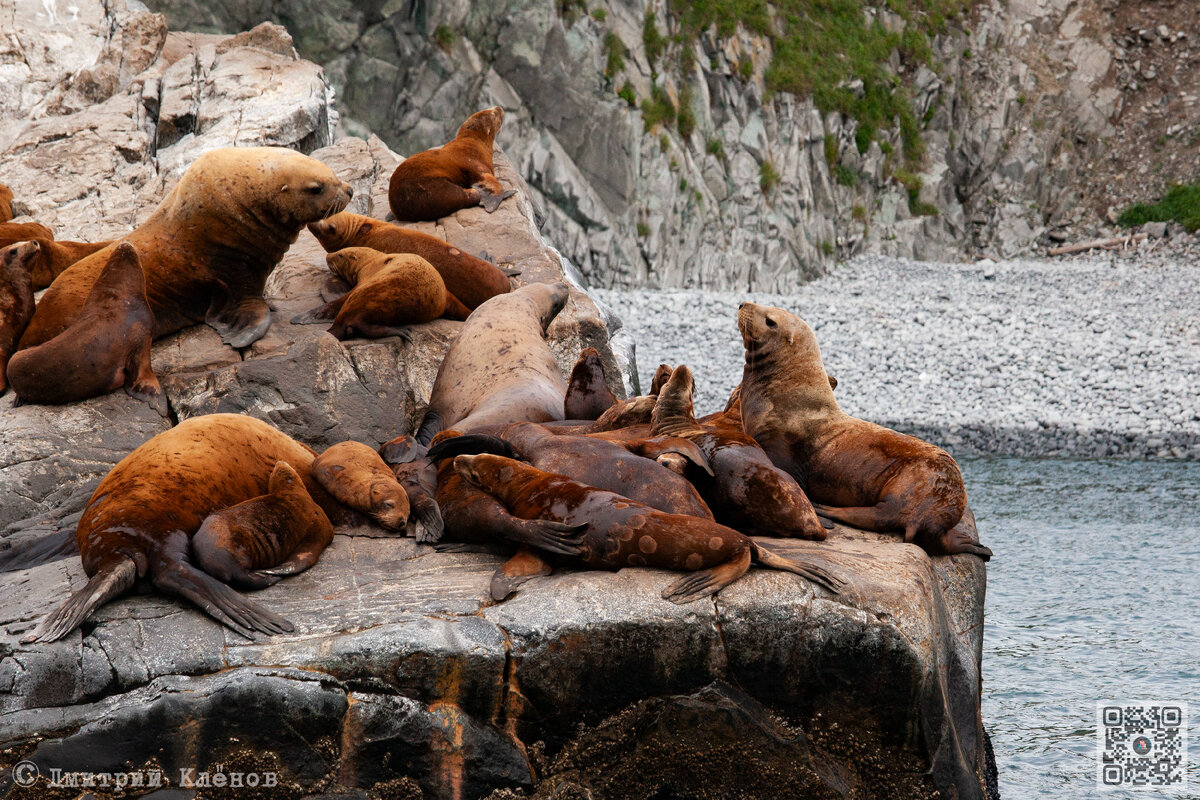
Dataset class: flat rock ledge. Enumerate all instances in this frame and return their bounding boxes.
[0,5,994,800]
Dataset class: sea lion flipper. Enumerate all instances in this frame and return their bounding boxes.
[662,548,752,605]
[478,188,516,213]
[206,292,272,348]
[441,291,472,321]
[500,268,521,278]
[291,296,346,324]
[753,544,844,594]
[152,559,294,638]
[490,546,552,601]
[935,528,994,561]
[426,433,521,463]
[23,556,138,643]
[410,497,444,544]
[505,518,587,556]
[414,409,444,447]
[123,331,168,417]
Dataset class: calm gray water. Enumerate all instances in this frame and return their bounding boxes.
[967,457,1200,799]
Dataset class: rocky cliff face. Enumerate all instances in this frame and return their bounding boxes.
[145,0,1194,290]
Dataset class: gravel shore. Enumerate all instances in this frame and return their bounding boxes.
[593,250,1200,460]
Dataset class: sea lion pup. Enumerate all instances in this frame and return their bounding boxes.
[0,241,37,394]
[20,147,353,350]
[736,302,992,560]
[27,238,113,290]
[312,441,410,531]
[293,247,467,338]
[308,212,515,310]
[426,422,714,519]
[378,435,445,543]
[416,281,571,444]
[192,461,334,590]
[388,106,516,222]
[0,183,12,222]
[453,453,843,603]
[588,394,658,432]
[25,414,347,643]
[563,347,618,420]
[6,242,166,414]
[650,363,674,395]
[0,220,54,248]
[650,365,829,541]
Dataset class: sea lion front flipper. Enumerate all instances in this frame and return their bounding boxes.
[321,275,351,302]
[206,291,272,348]
[661,548,752,605]
[292,295,347,324]
[409,496,445,544]
[810,502,902,535]
[504,518,587,556]
[23,556,138,643]
[152,558,294,638]
[490,546,552,601]
[477,187,516,213]
[123,326,168,417]
[752,543,844,594]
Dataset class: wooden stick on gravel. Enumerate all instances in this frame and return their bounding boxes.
[1047,233,1148,256]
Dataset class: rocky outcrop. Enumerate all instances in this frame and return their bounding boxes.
[0,5,994,799]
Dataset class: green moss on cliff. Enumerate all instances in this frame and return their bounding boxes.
[1118,183,1200,232]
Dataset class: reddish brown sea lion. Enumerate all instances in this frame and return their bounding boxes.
[192,461,334,590]
[312,441,410,531]
[0,220,54,248]
[378,434,445,543]
[27,238,113,289]
[736,302,992,559]
[649,365,829,541]
[563,347,618,420]
[0,183,12,222]
[308,212,515,310]
[417,281,570,443]
[387,106,516,222]
[293,247,465,338]
[0,241,37,394]
[25,414,348,642]
[20,147,352,350]
[6,242,166,414]
[453,453,843,603]
[650,364,674,395]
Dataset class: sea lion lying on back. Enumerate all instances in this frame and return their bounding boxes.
[388,106,516,222]
[20,147,352,351]
[736,302,992,560]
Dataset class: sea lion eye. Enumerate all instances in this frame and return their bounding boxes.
[765,316,777,328]
[304,182,324,195]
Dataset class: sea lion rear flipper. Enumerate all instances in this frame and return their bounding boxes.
[206,291,272,348]
[441,291,472,321]
[490,546,552,601]
[292,295,346,324]
[752,543,844,594]
[504,518,587,556]
[500,268,521,278]
[426,433,521,463]
[22,556,138,643]
[661,548,752,605]
[153,558,294,638]
[478,188,516,213]
[415,409,443,447]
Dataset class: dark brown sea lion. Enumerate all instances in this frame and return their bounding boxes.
[27,238,113,289]
[308,211,515,310]
[0,241,37,395]
[25,414,348,642]
[192,461,334,590]
[650,365,829,541]
[378,434,445,543]
[6,242,166,413]
[0,183,12,222]
[453,453,843,603]
[293,247,464,338]
[650,363,674,395]
[387,106,516,222]
[312,441,410,531]
[563,347,618,420]
[736,302,992,559]
[20,147,352,350]
[0,220,54,248]
[417,281,570,444]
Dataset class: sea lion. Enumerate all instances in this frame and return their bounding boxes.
[26,414,347,643]
[6,242,166,413]
[589,394,658,432]
[312,441,410,531]
[19,147,352,350]
[0,183,12,222]
[417,281,571,444]
[650,365,829,541]
[453,453,843,603]
[0,241,37,394]
[378,434,445,543]
[563,347,618,420]
[308,212,515,310]
[0,220,54,248]
[388,106,516,222]
[293,247,465,338]
[736,302,992,559]
[26,238,113,290]
[650,364,674,395]
[192,461,334,590]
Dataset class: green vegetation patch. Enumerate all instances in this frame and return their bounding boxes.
[1118,183,1200,233]
[760,159,781,193]
[617,81,637,105]
[644,12,669,71]
[642,84,677,131]
[604,32,627,77]
[432,25,457,51]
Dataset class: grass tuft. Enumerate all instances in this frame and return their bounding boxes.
[1118,183,1200,232]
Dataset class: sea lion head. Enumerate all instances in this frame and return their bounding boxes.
[738,302,837,407]
[458,106,505,142]
[369,481,408,530]
[452,453,516,490]
[267,461,301,493]
[1,239,40,275]
[326,246,389,284]
[524,281,569,332]
[308,211,375,250]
